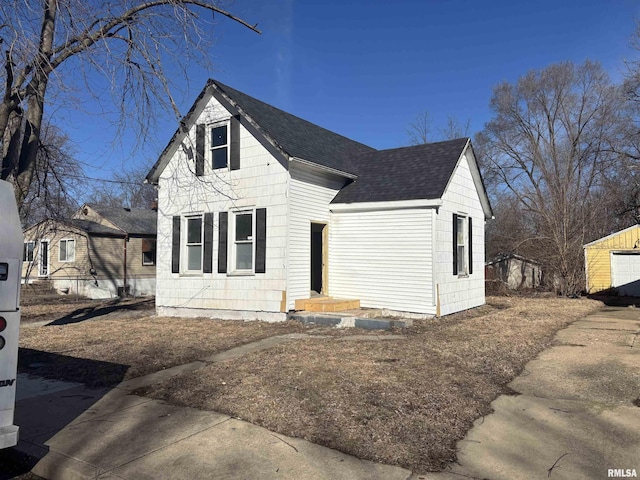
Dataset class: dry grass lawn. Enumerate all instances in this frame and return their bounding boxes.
[18,295,603,472]
[139,296,602,473]
[19,306,306,386]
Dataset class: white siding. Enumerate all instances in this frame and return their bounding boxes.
[288,163,344,309]
[155,94,289,318]
[435,151,486,316]
[329,208,435,314]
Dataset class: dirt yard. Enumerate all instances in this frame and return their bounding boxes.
[18,295,603,473]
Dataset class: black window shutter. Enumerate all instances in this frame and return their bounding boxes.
[172,216,181,273]
[468,217,473,275]
[452,213,458,275]
[255,208,267,273]
[195,124,205,176]
[203,213,214,273]
[218,212,228,274]
[230,115,240,171]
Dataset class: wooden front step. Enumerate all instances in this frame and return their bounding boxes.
[294,296,360,312]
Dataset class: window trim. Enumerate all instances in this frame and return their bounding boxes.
[183,214,204,274]
[230,209,255,275]
[141,238,156,266]
[456,214,468,277]
[209,121,230,170]
[58,238,76,263]
[23,241,35,262]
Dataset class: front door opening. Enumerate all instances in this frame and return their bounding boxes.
[311,223,326,295]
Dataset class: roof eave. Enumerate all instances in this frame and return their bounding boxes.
[584,223,640,247]
[146,80,216,184]
[442,139,493,220]
[331,198,442,213]
[290,157,357,180]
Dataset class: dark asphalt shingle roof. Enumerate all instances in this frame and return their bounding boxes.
[331,138,469,204]
[212,80,375,174]
[148,80,476,206]
[68,219,126,237]
[86,205,157,235]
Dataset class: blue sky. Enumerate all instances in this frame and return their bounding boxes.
[67,0,640,186]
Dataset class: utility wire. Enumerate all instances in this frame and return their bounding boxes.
[64,173,147,186]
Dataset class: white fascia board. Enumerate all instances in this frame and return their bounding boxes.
[330,198,442,213]
[290,157,357,180]
[442,139,493,220]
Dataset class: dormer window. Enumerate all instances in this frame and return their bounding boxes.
[211,124,228,169]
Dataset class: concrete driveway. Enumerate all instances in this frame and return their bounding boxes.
[420,306,640,480]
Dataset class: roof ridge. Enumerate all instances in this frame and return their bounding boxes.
[211,79,375,153]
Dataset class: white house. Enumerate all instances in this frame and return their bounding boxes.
[146,80,493,320]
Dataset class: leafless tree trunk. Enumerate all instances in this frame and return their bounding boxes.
[0,0,259,217]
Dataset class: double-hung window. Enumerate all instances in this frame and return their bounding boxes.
[453,213,473,276]
[186,216,203,272]
[211,123,228,170]
[23,241,35,262]
[233,211,254,272]
[456,215,467,275]
[59,239,75,262]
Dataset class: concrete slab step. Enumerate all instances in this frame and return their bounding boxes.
[289,312,412,330]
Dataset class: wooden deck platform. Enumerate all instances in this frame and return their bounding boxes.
[294,296,361,312]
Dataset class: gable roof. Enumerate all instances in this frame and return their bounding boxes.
[146,81,492,218]
[23,218,126,238]
[84,205,157,235]
[486,253,541,266]
[212,80,375,173]
[331,138,469,204]
[147,79,374,182]
[583,224,640,248]
[68,219,127,237]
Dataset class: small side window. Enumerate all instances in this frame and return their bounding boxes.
[23,242,35,262]
[59,239,75,262]
[142,239,156,266]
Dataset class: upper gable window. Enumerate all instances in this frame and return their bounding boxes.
[211,124,228,170]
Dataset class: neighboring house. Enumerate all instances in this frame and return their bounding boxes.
[485,254,543,290]
[22,204,157,299]
[584,224,640,296]
[146,79,493,320]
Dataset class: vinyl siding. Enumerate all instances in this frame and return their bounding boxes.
[435,151,486,316]
[21,222,156,297]
[584,225,640,293]
[329,208,435,314]
[288,163,344,309]
[155,94,289,315]
[22,223,90,281]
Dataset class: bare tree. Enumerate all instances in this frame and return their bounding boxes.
[89,162,156,209]
[407,110,432,145]
[21,121,83,226]
[0,0,260,217]
[479,61,627,295]
[407,110,472,145]
[440,115,470,141]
